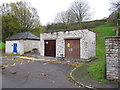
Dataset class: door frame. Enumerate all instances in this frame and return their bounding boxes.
[44,40,56,57]
[65,39,80,59]
[13,43,18,54]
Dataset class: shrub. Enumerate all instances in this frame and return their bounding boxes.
[0,42,5,50]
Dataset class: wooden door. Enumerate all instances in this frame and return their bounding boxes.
[65,39,80,58]
[45,40,56,57]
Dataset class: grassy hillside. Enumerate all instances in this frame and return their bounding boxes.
[44,19,107,32]
[88,23,116,82]
[0,42,5,50]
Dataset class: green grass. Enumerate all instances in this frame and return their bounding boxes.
[0,42,5,50]
[87,23,116,82]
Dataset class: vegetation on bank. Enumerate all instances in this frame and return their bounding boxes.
[44,19,107,32]
[0,42,5,50]
[87,23,116,82]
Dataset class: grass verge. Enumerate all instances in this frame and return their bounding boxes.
[0,42,5,50]
[87,23,116,82]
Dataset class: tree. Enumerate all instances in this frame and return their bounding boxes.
[110,0,120,36]
[69,0,91,25]
[9,1,40,31]
[54,0,91,25]
[66,10,77,24]
[110,0,120,12]
[54,11,67,24]
[54,10,76,24]
[0,1,42,41]
[2,15,22,41]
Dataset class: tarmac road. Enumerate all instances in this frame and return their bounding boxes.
[2,55,80,88]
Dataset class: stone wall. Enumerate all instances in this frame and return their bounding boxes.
[20,40,40,55]
[24,40,40,53]
[105,36,120,80]
[40,29,96,60]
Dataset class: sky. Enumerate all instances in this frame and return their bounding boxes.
[0,0,112,25]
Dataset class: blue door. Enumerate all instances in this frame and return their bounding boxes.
[13,43,17,54]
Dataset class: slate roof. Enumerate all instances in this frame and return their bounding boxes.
[5,32,40,41]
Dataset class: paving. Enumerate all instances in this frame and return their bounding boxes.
[1,54,82,88]
[2,53,119,89]
[14,54,84,66]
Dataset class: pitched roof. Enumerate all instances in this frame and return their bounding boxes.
[5,32,40,41]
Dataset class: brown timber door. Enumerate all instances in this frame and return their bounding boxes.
[45,40,56,57]
[65,39,80,59]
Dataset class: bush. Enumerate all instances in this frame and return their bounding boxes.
[0,42,5,50]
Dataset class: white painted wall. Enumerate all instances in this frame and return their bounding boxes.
[5,40,20,54]
[6,40,40,55]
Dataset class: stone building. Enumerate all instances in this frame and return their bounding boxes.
[40,29,96,60]
[5,32,40,55]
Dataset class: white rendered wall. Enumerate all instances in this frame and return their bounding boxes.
[6,40,40,55]
[5,40,20,54]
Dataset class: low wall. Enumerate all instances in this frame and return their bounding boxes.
[105,36,120,80]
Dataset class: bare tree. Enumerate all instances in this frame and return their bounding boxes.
[66,10,77,24]
[69,0,91,25]
[110,0,120,36]
[54,10,77,24]
[54,0,91,25]
[110,0,120,12]
[54,11,67,24]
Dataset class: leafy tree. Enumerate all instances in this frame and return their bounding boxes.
[31,25,42,36]
[2,15,22,41]
[10,1,40,31]
[0,1,42,41]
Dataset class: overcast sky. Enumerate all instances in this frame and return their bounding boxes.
[0,0,112,25]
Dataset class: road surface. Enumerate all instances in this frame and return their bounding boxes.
[2,55,80,88]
